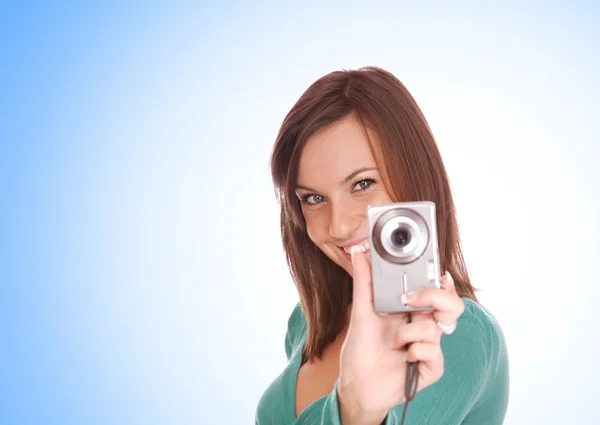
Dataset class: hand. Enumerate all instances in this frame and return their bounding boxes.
[337,250,465,425]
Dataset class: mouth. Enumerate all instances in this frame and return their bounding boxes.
[337,239,370,263]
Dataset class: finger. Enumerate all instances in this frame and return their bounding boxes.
[404,287,464,326]
[441,271,457,295]
[405,341,442,364]
[349,249,375,319]
[389,320,441,349]
[405,287,462,312]
[406,342,444,379]
[383,311,410,326]
[409,310,433,323]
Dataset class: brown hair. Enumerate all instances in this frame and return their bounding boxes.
[270,66,478,362]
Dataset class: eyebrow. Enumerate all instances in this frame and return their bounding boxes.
[296,167,378,192]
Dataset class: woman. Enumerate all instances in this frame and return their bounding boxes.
[255,66,509,424]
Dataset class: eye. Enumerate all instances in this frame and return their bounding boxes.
[352,178,376,191]
[300,193,325,205]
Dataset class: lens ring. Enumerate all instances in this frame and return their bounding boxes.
[380,217,420,257]
[372,208,430,264]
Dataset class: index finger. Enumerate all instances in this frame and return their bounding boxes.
[349,249,376,320]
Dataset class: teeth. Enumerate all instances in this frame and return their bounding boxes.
[344,240,370,255]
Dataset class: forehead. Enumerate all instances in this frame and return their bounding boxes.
[297,116,379,185]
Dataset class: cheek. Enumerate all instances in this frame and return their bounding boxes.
[368,187,395,205]
[303,213,327,244]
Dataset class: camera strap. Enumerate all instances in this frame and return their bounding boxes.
[401,312,419,425]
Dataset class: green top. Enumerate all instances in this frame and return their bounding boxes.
[255,297,509,425]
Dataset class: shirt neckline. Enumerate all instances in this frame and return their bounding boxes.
[288,332,330,423]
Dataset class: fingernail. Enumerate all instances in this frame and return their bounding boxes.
[350,246,360,265]
[401,292,416,304]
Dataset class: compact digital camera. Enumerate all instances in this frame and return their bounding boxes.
[367,201,442,314]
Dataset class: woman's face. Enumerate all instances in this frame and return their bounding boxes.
[296,115,394,277]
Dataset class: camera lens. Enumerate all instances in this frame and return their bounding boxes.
[391,228,411,248]
[372,207,430,264]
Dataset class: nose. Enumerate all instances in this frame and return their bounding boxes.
[329,201,362,240]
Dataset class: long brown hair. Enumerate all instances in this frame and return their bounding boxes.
[270,66,477,362]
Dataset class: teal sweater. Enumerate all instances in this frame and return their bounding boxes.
[255,297,509,424]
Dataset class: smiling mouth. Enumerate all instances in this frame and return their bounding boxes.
[337,240,371,261]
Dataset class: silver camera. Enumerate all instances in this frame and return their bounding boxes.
[367,201,442,314]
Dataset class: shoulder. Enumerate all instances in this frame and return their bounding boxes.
[444,297,508,374]
[403,297,509,423]
[284,302,307,360]
[457,297,506,346]
[442,297,509,402]
[457,297,508,361]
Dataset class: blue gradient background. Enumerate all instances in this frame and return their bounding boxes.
[1,1,598,424]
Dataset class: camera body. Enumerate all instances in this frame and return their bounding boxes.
[367,201,442,314]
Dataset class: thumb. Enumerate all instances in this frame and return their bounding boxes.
[350,248,375,319]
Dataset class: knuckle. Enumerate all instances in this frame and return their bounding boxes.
[409,343,420,358]
[426,321,439,340]
[396,331,406,347]
[436,347,444,361]
[436,365,445,380]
